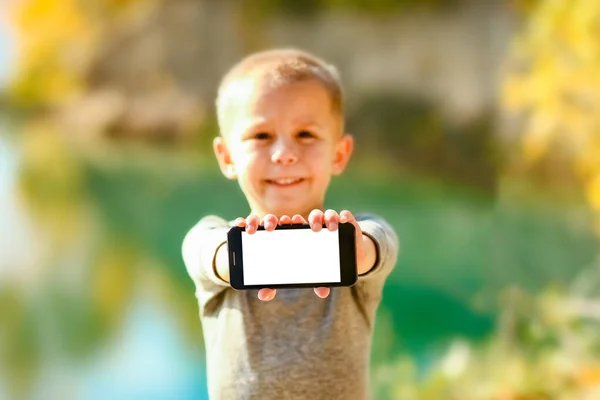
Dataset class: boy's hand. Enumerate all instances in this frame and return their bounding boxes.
[234,214,330,301]
[308,209,372,276]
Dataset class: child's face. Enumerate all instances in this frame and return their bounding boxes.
[214,78,353,218]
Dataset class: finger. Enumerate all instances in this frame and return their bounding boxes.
[324,209,339,231]
[263,214,278,231]
[279,215,292,225]
[314,287,330,298]
[339,210,355,224]
[308,209,324,232]
[235,217,246,227]
[258,288,276,301]
[340,209,362,239]
[246,214,260,234]
[291,214,306,224]
[340,210,364,260]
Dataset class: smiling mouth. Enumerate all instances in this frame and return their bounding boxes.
[265,177,305,186]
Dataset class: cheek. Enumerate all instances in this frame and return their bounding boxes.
[233,147,261,171]
[236,153,268,189]
[304,145,335,170]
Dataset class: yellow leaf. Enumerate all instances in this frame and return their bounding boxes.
[587,173,600,210]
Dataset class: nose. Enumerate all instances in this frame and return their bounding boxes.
[271,139,298,165]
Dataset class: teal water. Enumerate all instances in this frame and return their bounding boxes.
[0,128,597,399]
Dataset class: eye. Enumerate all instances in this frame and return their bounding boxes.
[253,132,271,140]
[297,130,315,139]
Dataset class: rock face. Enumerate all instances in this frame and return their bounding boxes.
[54,0,516,139]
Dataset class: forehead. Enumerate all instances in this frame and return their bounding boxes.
[250,79,332,116]
[223,77,338,128]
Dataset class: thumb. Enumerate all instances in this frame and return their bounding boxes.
[258,288,276,301]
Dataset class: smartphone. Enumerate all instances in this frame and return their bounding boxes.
[227,223,357,290]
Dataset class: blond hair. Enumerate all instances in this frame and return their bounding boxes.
[216,48,344,134]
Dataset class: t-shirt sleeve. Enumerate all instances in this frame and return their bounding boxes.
[182,215,232,308]
[355,213,399,298]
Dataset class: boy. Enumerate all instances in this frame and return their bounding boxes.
[182,48,399,400]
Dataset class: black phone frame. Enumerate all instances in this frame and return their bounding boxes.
[227,223,358,290]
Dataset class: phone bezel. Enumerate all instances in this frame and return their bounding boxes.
[227,223,358,290]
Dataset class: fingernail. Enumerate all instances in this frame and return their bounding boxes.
[328,222,336,230]
[340,215,348,223]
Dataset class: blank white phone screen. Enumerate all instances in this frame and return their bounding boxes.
[241,229,341,285]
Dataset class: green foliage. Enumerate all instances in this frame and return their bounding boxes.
[347,93,499,192]
[385,270,600,399]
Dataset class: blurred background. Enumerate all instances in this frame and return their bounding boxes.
[1,0,599,399]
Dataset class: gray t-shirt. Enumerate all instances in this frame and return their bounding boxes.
[182,214,399,400]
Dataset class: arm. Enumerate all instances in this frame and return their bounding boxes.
[357,233,378,275]
[214,240,230,283]
[306,209,398,279]
[356,213,399,280]
[182,215,231,288]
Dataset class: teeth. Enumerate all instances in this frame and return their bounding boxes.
[272,178,301,185]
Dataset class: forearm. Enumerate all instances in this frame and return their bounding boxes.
[214,241,230,283]
[356,213,399,280]
[357,233,377,275]
[182,216,231,287]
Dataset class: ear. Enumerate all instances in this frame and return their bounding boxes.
[213,136,237,180]
[332,134,354,175]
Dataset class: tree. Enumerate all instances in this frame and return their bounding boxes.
[503,0,600,234]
